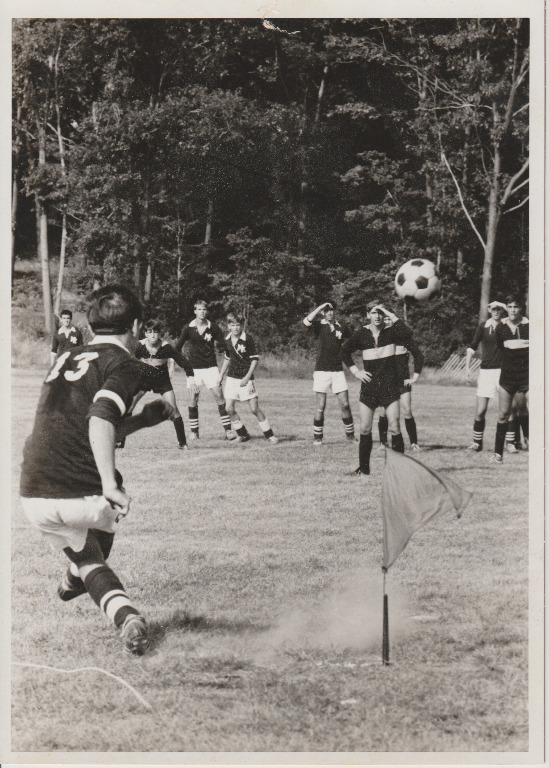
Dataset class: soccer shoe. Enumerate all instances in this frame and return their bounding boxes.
[351,467,370,476]
[268,436,279,444]
[506,443,518,454]
[237,434,251,442]
[225,430,237,441]
[523,437,529,450]
[514,441,523,450]
[411,443,422,451]
[115,438,125,449]
[57,568,87,602]
[468,442,482,452]
[178,443,189,451]
[188,432,199,441]
[346,434,358,442]
[490,453,503,464]
[313,440,323,447]
[120,614,149,656]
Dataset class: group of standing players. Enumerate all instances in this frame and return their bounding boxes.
[22,284,528,657]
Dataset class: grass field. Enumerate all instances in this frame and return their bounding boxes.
[10,369,531,755]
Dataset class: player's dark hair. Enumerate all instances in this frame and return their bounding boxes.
[87,284,143,334]
[144,319,163,333]
[366,300,381,313]
[505,294,522,307]
[60,309,72,319]
[226,312,244,324]
[323,302,336,312]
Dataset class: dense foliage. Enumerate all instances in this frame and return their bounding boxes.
[12,18,529,365]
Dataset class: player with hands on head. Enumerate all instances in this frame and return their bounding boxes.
[341,302,423,477]
[303,300,355,445]
[175,300,236,441]
[217,312,278,443]
[19,284,174,656]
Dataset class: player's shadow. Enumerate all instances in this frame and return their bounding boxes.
[147,609,268,650]
[420,444,473,451]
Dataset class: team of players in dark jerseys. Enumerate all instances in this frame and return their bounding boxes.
[20,285,529,655]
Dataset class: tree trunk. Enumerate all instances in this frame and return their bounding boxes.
[204,198,214,244]
[11,173,18,287]
[54,213,67,316]
[144,260,153,302]
[479,116,502,321]
[37,125,53,333]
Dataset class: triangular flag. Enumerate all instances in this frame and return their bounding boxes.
[381,449,471,570]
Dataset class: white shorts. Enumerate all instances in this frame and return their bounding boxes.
[224,376,257,402]
[188,366,220,389]
[476,368,501,399]
[313,370,348,395]
[20,495,119,553]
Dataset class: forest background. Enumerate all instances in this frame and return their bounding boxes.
[12,18,529,367]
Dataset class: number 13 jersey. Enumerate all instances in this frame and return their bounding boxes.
[20,338,145,499]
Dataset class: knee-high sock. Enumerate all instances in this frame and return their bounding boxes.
[404,417,418,445]
[494,422,507,456]
[519,413,529,440]
[232,419,249,437]
[314,417,324,442]
[391,432,405,453]
[378,415,388,445]
[84,565,138,628]
[342,416,354,438]
[473,418,485,446]
[258,418,274,439]
[359,434,372,474]
[173,416,186,445]
[188,406,199,435]
[218,404,232,432]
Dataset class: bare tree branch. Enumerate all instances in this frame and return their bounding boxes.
[441,152,486,250]
[503,196,529,215]
[500,158,529,205]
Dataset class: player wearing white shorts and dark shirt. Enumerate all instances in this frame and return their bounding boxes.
[465,300,520,453]
[217,313,278,443]
[492,296,529,463]
[341,303,423,476]
[175,300,235,440]
[303,301,355,445]
[19,284,175,656]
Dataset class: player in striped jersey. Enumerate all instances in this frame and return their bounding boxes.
[341,302,423,476]
[217,313,278,443]
[492,296,529,463]
[19,285,174,655]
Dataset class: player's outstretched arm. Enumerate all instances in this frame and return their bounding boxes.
[117,400,175,441]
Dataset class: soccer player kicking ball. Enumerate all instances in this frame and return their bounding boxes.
[492,295,529,464]
[303,301,355,446]
[118,319,198,450]
[341,303,423,476]
[19,284,175,656]
[217,313,278,443]
[175,300,236,441]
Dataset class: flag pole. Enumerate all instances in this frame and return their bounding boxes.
[382,567,389,666]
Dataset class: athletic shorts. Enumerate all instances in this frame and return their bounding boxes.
[20,495,119,553]
[399,382,412,396]
[145,372,173,395]
[476,368,500,399]
[189,366,219,389]
[499,377,529,396]
[313,370,348,395]
[224,376,257,402]
[359,384,400,411]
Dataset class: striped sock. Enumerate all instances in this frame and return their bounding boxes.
[342,416,354,438]
[218,404,232,432]
[494,421,507,457]
[505,422,516,446]
[378,415,388,445]
[391,432,405,453]
[259,419,274,439]
[359,434,372,473]
[188,406,199,436]
[313,418,324,442]
[473,418,485,447]
[84,565,138,628]
[404,417,418,445]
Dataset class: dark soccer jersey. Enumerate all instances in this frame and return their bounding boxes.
[496,317,529,383]
[20,340,144,499]
[224,332,259,379]
[135,340,194,377]
[304,318,351,372]
[51,325,83,355]
[341,321,424,395]
[394,346,411,382]
[468,320,504,369]
[175,320,225,369]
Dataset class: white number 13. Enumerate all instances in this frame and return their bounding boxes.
[46,351,99,383]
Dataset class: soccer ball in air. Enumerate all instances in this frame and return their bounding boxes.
[395,258,441,302]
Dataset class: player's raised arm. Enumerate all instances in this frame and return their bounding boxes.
[304,302,332,326]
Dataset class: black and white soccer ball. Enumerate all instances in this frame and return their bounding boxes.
[395,258,441,302]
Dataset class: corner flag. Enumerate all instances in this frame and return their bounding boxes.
[381,448,471,570]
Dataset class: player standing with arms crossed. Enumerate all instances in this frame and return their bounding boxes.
[175,300,235,441]
[19,285,174,655]
[303,301,355,446]
[51,309,83,366]
[341,302,423,476]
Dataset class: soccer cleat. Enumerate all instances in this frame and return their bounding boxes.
[120,614,149,656]
[490,453,503,464]
[346,434,358,442]
[313,440,323,447]
[268,435,279,444]
[523,437,529,450]
[351,467,370,476]
[178,443,189,451]
[514,442,523,450]
[225,430,237,441]
[468,442,482,452]
[188,432,199,441]
[57,568,87,602]
[237,434,251,442]
[506,443,518,454]
[411,443,422,451]
[115,438,125,449]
